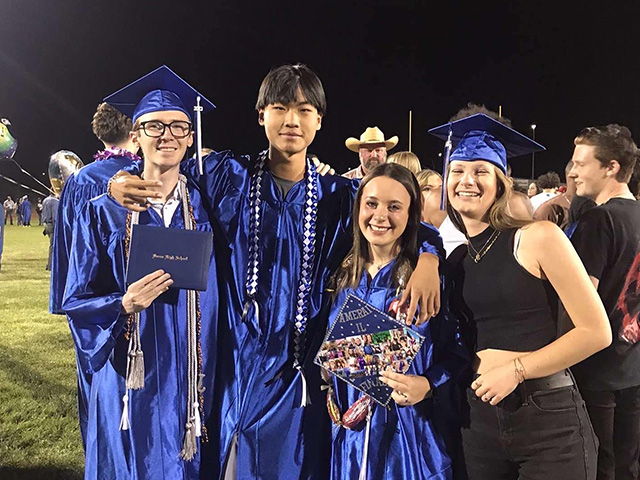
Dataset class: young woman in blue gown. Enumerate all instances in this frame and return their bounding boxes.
[325,163,468,480]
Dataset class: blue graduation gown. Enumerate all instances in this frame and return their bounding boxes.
[62,189,218,480]
[50,154,137,451]
[162,151,440,480]
[21,199,31,225]
[328,260,468,480]
[51,154,137,314]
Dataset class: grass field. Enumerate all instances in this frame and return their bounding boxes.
[0,224,84,479]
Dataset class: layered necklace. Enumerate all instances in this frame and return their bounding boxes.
[243,151,319,407]
[467,227,501,263]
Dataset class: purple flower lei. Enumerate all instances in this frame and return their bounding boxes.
[93,147,141,162]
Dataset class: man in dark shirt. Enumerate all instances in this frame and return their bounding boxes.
[568,124,640,480]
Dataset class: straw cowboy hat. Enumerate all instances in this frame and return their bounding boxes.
[345,126,399,152]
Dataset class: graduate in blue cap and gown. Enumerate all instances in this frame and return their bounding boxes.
[20,195,31,225]
[50,103,141,449]
[63,66,218,479]
[50,104,140,316]
[324,163,469,480]
[428,113,610,480]
[109,64,444,480]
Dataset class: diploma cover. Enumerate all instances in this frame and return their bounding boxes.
[314,293,425,406]
[125,224,213,291]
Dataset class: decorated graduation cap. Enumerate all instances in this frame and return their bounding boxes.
[104,65,215,174]
[428,113,545,208]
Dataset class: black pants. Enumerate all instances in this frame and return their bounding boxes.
[462,383,598,480]
[580,386,640,480]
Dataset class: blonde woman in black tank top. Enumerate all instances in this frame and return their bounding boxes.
[430,112,611,480]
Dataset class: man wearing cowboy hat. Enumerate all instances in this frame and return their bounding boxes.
[343,126,398,179]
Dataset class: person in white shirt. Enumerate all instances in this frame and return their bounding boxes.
[530,171,561,212]
[416,169,467,257]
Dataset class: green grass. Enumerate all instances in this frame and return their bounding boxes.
[0,225,84,479]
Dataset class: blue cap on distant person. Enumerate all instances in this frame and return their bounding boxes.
[428,113,545,173]
[103,65,216,123]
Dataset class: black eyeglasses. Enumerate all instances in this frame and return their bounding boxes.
[137,120,193,138]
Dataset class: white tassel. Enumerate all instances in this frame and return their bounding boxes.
[358,410,373,480]
[194,402,202,437]
[180,421,197,461]
[126,349,145,390]
[296,364,311,407]
[119,392,130,431]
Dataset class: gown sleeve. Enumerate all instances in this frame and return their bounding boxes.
[418,221,444,259]
[62,200,129,375]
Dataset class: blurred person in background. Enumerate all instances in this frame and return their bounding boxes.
[36,197,43,225]
[20,195,31,226]
[530,171,561,212]
[3,196,15,225]
[50,102,139,315]
[41,193,59,271]
[388,150,422,175]
[534,160,575,230]
[416,169,467,257]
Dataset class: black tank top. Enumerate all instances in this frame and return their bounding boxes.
[461,227,558,352]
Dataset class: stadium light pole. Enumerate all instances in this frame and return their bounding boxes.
[530,124,537,180]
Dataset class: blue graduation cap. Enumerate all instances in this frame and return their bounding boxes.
[428,113,545,173]
[104,65,216,174]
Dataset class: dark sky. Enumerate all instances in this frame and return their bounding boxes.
[1,0,640,198]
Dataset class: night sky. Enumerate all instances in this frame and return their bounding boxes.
[1,1,639,199]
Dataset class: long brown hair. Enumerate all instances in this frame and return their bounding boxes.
[331,163,422,295]
[446,162,532,235]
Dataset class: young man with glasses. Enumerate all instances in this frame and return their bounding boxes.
[63,66,219,479]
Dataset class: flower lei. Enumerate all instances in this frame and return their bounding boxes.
[93,147,141,162]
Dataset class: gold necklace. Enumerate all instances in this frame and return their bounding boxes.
[370,258,394,271]
[467,229,501,263]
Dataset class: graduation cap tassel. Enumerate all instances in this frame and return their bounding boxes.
[295,364,311,407]
[119,392,131,431]
[194,402,202,437]
[439,125,453,211]
[195,96,204,176]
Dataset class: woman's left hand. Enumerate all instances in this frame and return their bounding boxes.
[380,370,431,406]
[471,362,519,406]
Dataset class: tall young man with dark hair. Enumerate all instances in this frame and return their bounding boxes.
[568,124,640,480]
[110,63,442,479]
